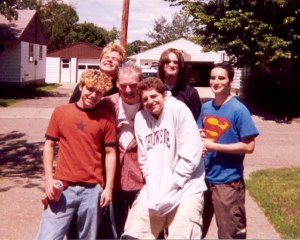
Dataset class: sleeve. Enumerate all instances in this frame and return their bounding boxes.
[103,113,117,147]
[236,106,259,139]
[134,113,149,182]
[197,105,205,129]
[189,87,202,120]
[173,103,204,188]
[69,84,81,103]
[45,108,60,141]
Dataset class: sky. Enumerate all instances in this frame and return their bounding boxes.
[63,0,181,43]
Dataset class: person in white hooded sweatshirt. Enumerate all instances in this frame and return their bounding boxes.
[122,77,207,239]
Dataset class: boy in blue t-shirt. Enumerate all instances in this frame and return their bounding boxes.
[197,62,259,239]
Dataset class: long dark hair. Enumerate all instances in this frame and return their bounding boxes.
[158,48,185,84]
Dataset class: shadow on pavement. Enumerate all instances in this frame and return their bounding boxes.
[0,131,45,180]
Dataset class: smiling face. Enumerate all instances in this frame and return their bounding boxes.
[79,85,104,109]
[141,88,165,117]
[209,67,232,96]
[117,71,141,105]
[99,51,122,78]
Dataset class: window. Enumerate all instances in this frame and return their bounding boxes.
[62,58,70,68]
[39,45,43,60]
[78,65,86,70]
[29,43,34,62]
[87,65,100,69]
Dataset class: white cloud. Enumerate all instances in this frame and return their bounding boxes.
[62,0,181,42]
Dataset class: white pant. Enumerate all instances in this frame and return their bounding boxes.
[122,191,204,239]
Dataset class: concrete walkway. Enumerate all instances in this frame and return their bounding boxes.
[1,83,299,239]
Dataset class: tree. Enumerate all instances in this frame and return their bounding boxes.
[38,0,78,51]
[126,40,151,56]
[67,22,119,48]
[164,0,300,68]
[146,11,195,46]
[0,0,41,20]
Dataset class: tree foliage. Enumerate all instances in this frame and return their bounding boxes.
[37,0,78,51]
[0,0,40,20]
[165,0,300,68]
[146,11,195,46]
[67,22,119,48]
[126,40,152,56]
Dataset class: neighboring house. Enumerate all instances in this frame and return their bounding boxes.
[128,38,242,92]
[46,42,102,83]
[0,10,47,86]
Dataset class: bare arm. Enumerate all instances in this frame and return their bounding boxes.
[100,146,116,208]
[202,136,256,154]
[43,139,56,200]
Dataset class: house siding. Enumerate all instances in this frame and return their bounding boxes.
[46,57,60,83]
[20,42,45,85]
[0,41,21,83]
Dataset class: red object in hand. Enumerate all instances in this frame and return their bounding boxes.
[41,180,68,207]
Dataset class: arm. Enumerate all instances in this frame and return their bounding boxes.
[202,136,256,154]
[100,146,116,207]
[134,116,149,183]
[173,104,203,188]
[190,87,202,120]
[43,139,56,200]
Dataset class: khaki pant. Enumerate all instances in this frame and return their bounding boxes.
[122,191,204,239]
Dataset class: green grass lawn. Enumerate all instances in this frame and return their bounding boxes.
[246,168,300,239]
[0,84,61,107]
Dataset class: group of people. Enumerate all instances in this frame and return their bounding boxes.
[36,42,259,239]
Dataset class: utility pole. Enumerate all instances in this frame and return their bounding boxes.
[120,0,130,49]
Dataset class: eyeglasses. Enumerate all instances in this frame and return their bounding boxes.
[119,83,138,89]
[165,60,179,65]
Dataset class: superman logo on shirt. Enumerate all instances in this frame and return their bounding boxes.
[203,115,231,142]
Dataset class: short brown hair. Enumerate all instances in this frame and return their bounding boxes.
[137,77,166,95]
[99,42,126,63]
[80,70,113,95]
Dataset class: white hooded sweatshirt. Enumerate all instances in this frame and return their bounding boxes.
[134,92,206,216]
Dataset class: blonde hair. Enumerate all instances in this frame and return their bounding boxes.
[99,42,126,63]
[80,70,113,95]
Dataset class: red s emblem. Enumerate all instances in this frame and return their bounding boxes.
[203,115,231,142]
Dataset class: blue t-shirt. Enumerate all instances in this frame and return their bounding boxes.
[197,97,259,184]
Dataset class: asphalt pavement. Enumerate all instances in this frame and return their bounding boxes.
[1,83,299,239]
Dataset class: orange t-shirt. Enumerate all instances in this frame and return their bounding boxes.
[46,103,116,187]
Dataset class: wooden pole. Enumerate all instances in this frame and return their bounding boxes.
[120,0,130,49]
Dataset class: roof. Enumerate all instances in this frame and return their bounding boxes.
[0,9,47,45]
[128,38,225,62]
[47,42,103,59]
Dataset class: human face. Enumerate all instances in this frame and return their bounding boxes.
[164,52,179,82]
[117,72,140,105]
[78,85,103,109]
[141,88,165,117]
[209,67,232,96]
[99,51,122,77]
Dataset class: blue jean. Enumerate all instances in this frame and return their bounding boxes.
[36,183,105,240]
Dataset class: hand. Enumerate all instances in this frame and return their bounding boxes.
[99,188,112,208]
[202,138,216,151]
[45,177,55,200]
[199,128,207,138]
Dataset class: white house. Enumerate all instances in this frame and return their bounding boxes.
[46,42,102,83]
[0,10,47,86]
[128,38,242,91]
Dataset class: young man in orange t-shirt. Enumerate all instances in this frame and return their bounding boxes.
[36,70,117,239]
